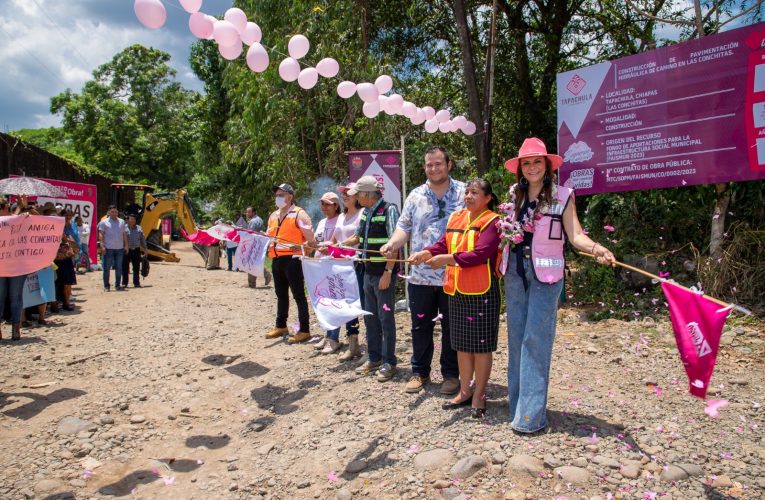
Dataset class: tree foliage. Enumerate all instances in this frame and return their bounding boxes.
[50,44,199,188]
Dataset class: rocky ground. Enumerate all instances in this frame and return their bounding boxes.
[0,242,763,500]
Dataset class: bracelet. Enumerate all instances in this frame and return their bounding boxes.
[591,243,599,254]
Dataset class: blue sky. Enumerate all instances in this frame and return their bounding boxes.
[0,0,232,131]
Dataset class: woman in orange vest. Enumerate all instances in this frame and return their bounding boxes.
[409,179,501,419]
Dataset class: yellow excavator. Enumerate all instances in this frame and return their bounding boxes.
[110,184,204,263]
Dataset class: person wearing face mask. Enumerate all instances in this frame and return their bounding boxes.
[265,183,317,343]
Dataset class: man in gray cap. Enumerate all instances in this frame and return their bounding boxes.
[339,175,400,382]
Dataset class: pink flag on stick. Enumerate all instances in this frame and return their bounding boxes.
[661,282,731,399]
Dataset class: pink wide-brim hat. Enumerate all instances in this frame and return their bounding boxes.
[503,137,564,174]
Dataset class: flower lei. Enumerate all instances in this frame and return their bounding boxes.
[496,184,558,249]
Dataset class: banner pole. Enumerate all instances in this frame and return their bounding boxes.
[401,134,409,311]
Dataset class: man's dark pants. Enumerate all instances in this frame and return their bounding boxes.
[271,256,310,332]
[408,283,458,379]
[122,248,142,287]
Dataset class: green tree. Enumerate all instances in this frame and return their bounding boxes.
[50,44,199,188]
[10,127,93,171]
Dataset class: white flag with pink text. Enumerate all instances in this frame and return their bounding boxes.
[301,259,370,330]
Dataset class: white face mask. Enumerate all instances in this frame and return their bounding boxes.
[275,196,287,208]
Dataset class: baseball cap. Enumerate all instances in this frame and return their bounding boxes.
[347,176,381,195]
[272,183,295,195]
[337,182,356,194]
[320,192,340,204]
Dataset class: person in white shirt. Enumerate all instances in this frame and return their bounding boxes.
[75,216,91,271]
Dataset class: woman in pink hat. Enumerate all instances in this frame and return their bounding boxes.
[499,137,615,434]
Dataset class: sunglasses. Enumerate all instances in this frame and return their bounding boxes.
[437,199,446,219]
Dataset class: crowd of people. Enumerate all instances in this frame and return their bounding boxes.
[0,198,155,342]
[257,137,615,432]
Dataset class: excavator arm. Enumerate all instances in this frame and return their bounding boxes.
[139,189,202,263]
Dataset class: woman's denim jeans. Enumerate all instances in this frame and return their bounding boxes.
[0,275,27,324]
[505,256,563,433]
[326,262,364,341]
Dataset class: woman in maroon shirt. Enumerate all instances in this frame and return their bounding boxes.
[409,179,501,418]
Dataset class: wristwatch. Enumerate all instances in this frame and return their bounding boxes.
[384,269,393,273]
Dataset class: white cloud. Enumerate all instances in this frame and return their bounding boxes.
[0,0,231,130]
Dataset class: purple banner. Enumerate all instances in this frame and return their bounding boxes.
[557,22,765,195]
[346,150,402,209]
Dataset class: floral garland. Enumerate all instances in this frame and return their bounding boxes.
[496,184,558,248]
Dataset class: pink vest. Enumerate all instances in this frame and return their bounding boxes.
[530,185,572,284]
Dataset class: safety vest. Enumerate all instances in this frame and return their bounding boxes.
[357,201,396,275]
[529,185,572,284]
[443,209,499,296]
[267,205,307,258]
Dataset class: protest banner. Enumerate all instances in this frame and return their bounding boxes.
[301,258,370,330]
[0,215,65,277]
[22,266,56,308]
[12,176,98,264]
[234,232,269,277]
[347,150,402,209]
[557,22,765,194]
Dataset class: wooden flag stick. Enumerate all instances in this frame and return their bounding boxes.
[578,252,750,315]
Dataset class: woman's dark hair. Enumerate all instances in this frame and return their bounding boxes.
[513,157,555,220]
[465,178,498,211]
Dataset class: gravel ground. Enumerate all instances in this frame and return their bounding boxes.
[0,242,763,500]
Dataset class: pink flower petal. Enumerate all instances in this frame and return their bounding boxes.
[328,471,338,482]
[382,303,391,311]
[416,313,425,318]
[603,225,615,232]
[163,476,175,485]
[704,399,728,418]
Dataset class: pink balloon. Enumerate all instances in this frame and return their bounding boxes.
[241,22,262,45]
[288,35,310,59]
[375,75,393,94]
[453,115,468,128]
[449,120,460,132]
[278,58,301,82]
[246,43,269,72]
[298,68,319,89]
[189,12,214,39]
[438,120,452,133]
[316,58,339,78]
[204,15,216,40]
[213,20,240,47]
[134,0,166,30]
[356,83,378,103]
[401,101,417,119]
[387,94,404,113]
[424,119,439,134]
[224,8,248,33]
[462,121,477,135]
[422,106,436,120]
[218,39,243,60]
[337,81,357,99]
[179,0,202,14]
[411,108,426,125]
[378,95,390,113]
[435,109,451,123]
[363,101,380,118]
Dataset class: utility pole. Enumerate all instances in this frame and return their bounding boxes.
[483,0,498,169]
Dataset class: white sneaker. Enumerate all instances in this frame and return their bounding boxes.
[321,339,341,354]
[313,338,328,350]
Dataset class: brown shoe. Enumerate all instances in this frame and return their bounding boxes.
[405,375,430,393]
[265,327,288,339]
[440,377,460,395]
[288,331,311,344]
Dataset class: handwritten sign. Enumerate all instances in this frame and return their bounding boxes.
[22,266,55,308]
[0,215,64,277]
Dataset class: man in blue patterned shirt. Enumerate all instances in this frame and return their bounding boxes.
[381,147,465,395]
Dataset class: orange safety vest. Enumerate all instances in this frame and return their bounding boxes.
[443,209,499,296]
[267,205,307,258]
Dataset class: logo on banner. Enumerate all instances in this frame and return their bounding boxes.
[564,141,594,163]
[314,274,348,300]
[566,74,587,95]
[383,155,399,168]
[351,156,363,170]
[687,322,712,357]
[567,168,595,189]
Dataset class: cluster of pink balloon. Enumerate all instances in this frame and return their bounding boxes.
[337,76,476,134]
[133,0,475,134]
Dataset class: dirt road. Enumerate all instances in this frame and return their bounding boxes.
[1,242,763,499]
